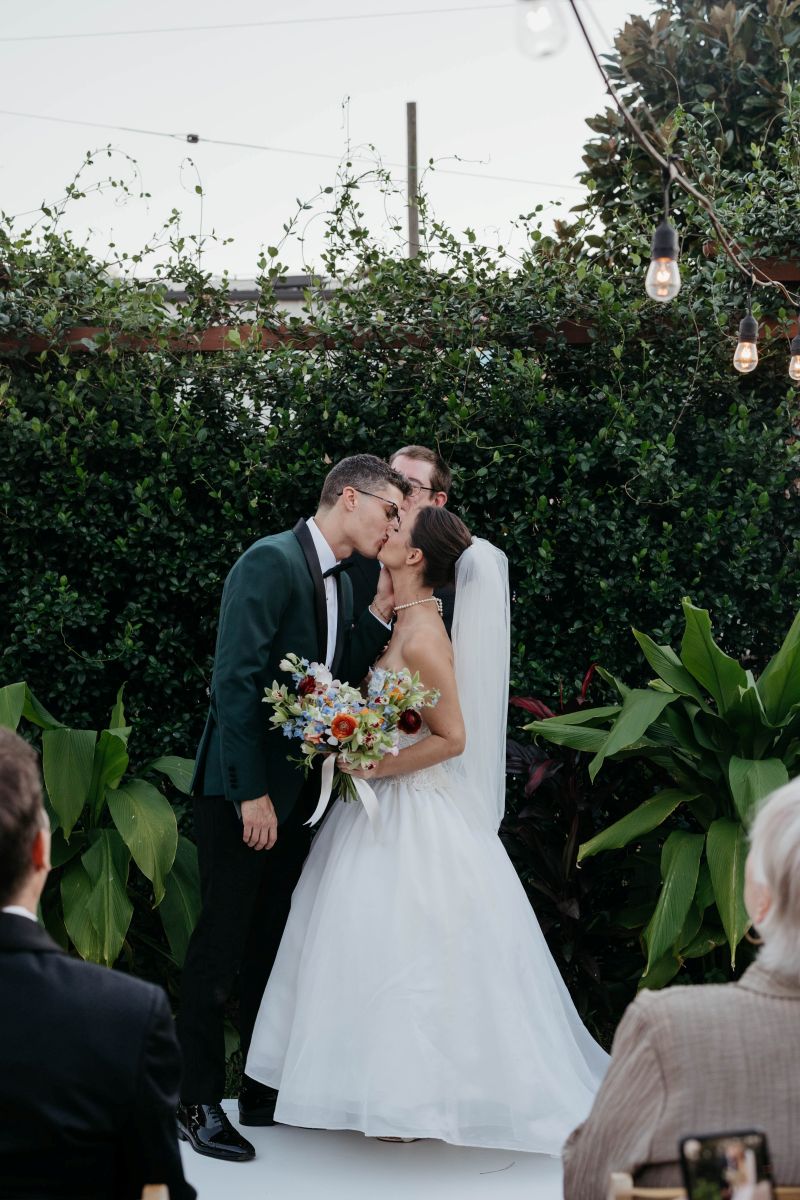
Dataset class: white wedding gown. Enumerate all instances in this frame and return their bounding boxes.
[246,541,608,1152]
[246,726,608,1151]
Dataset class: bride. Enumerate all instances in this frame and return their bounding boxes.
[245,505,608,1151]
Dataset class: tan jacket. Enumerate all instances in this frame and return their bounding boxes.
[562,963,800,1199]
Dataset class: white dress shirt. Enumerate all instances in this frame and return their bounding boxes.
[1,905,37,921]
[306,517,340,668]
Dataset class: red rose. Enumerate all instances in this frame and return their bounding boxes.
[398,709,422,735]
[298,676,317,697]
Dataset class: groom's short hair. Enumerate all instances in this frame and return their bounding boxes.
[0,729,45,906]
[319,454,412,509]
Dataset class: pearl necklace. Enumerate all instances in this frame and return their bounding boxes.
[393,596,444,616]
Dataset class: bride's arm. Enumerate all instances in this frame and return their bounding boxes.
[344,631,466,780]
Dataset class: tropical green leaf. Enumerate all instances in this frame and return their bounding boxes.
[595,665,631,699]
[49,828,87,869]
[107,779,178,905]
[681,925,729,959]
[757,609,800,723]
[680,598,747,713]
[589,688,677,781]
[706,818,749,966]
[632,630,708,704]
[86,730,129,822]
[147,755,196,795]
[578,788,692,861]
[526,720,608,753]
[725,685,776,759]
[82,830,133,967]
[109,684,126,730]
[642,830,705,972]
[728,757,789,826]
[638,950,681,991]
[61,857,104,962]
[42,727,97,838]
[695,861,715,911]
[0,683,26,731]
[159,836,201,965]
[22,687,62,730]
[677,902,703,952]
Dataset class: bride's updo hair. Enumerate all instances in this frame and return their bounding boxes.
[411,507,472,589]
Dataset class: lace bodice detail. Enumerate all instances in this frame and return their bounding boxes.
[390,722,450,791]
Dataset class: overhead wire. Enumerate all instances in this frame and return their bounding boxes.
[0,108,584,192]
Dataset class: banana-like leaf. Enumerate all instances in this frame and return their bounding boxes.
[86,731,129,822]
[595,665,631,699]
[681,924,729,959]
[83,830,133,967]
[638,950,681,991]
[680,599,747,713]
[147,755,196,795]
[725,685,777,759]
[0,682,26,731]
[107,779,178,905]
[589,688,677,781]
[526,720,608,753]
[677,903,703,952]
[757,609,800,724]
[632,630,708,705]
[695,861,715,911]
[42,727,97,838]
[49,828,87,869]
[159,836,201,965]
[706,818,749,966]
[578,788,692,861]
[106,684,131,746]
[61,857,104,962]
[642,830,705,973]
[728,757,789,827]
[22,687,62,730]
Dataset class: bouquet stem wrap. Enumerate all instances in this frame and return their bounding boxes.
[306,755,381,832]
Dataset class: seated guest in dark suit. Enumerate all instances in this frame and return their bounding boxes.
[562,777,800,1198]
[0,728,195,1200]
[348,445,456,635]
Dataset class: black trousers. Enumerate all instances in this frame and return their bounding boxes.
[176,791,311,1102]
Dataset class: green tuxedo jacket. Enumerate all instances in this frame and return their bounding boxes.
[191,520,387,822]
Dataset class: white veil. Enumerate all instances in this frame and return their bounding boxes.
[445,537,510,831]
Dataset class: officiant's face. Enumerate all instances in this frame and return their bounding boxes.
[391,454,447,517]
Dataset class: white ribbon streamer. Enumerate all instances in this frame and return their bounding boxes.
[305,755,381,833]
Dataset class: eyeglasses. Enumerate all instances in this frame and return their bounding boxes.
[339,488,401,524]
[406,478,437,497]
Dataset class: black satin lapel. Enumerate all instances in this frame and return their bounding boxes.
[292,518,328,662]
[330,575,347,678]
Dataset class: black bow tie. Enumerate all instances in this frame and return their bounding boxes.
[323,561,353,579]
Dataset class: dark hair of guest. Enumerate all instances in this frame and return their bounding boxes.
[411,506,472,589]
[0,729,45,907]
[318,454,412,509]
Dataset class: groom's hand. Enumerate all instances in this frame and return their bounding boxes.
[241,794,278,851]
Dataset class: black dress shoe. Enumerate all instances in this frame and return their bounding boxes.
[238,1074,279,1126]
[177,1102,255,1161]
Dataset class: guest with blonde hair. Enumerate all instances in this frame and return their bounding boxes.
[562,778,800,1198]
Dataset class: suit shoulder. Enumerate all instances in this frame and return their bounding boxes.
[630,979,745,1029]
[52,955,165,1019]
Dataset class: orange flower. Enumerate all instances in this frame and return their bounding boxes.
[331,713,358,740]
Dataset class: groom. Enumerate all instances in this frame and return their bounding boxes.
[177,454,411,1162]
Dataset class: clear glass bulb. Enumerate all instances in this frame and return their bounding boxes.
[733,341,759,374]
[790,355,800,382]
[515,0,568,57]
[645,257,681,302]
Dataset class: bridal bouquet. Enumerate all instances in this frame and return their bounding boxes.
[263,654,439,818]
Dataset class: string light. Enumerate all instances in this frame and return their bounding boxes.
[644,165,681,303]
[516,0,568,58]
[733,280,759,375]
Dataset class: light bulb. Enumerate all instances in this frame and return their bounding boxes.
[645,219,681,303]
[789,331,800,381]
[516,0,568,57]
[733,341,759,373]
[733,311,759,374]
[645,257,682,302]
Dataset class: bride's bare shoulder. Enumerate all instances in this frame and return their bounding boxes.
[401,624,454,677]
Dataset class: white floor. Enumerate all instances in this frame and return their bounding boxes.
[180,1102,564,1200]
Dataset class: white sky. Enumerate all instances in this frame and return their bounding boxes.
[0,0,653,277]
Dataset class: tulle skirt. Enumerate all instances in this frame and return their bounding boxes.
[246,766,608,1152]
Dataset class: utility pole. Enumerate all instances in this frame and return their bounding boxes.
[406,101,419,259]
